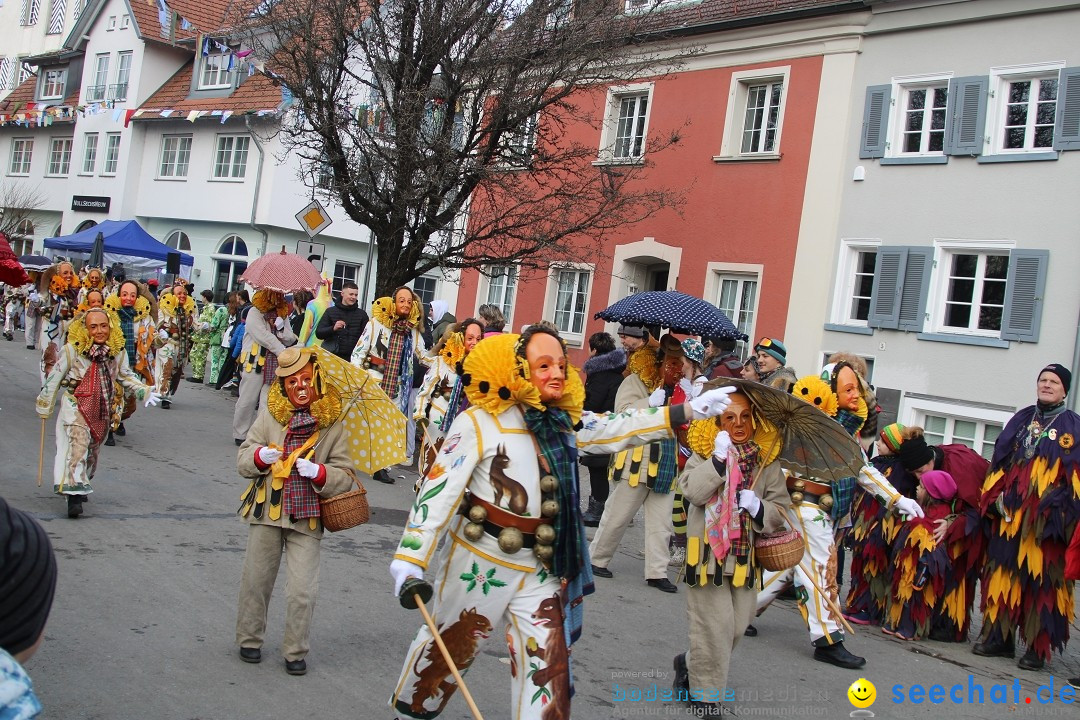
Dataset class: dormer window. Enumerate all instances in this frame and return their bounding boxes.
[40,68,66,100]
[200,52,233,90]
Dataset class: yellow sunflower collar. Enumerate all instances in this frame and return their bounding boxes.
[440,331,466,369]
[266,381,343,428]
[371,295,422,329]
[67,310,126,357]
[105,294,152,322]
[461,333,585,424]
[686,415,782,465]
[626,346,662,392]
[159,293,196,318]
[792,376,839,417]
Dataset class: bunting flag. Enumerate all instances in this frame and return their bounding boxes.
[160,109,175,117]
[123,109,137,127]
[221,110,233,123]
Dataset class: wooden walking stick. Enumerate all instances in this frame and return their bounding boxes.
[797,561,855,635]
[37,417,46,487]
[400,577,484,720]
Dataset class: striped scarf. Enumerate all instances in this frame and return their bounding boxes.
[441,375,468,431]
[261,311,280,386]
[381,319,414,410]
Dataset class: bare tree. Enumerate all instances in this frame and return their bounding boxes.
[0,180,46,243]
[229,0,687,297]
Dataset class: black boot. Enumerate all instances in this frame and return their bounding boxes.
[582,497,605,527]
[374,469,394,484]
[104,431,116,446]
[66,495,84,519]
[973,631,1015,659]
[813,641,865,669]
[115,422,126,436]
[672,652,689,695]
[1018,647,1045,671]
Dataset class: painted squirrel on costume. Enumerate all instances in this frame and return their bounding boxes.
[527,594,570,720]
[410,607,493,714]
[490,445,529,515]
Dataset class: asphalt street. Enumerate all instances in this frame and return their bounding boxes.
[2,338,1079,719]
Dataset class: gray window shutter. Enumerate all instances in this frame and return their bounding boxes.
[897,248,933,332]
[860,85,891,159]
[867,246,907,329]
[1053,67,1080,151]
[944,76,988,156]
[1000,250,1048,342]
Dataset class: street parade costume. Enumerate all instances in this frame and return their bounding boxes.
[35,312,154,498]
[978,401,1080,661]
[678,413,789,693]
[413,330,466,472]
[235,347,358,664]
[2,282,29,341]
[351,294,427,412]
[188,301,220,382]
[153,290,197,404]
[105,288,157,430]
[206,302,230,384]
[233,290,296,441]
[37,267,81,384]
[390,333,683,720]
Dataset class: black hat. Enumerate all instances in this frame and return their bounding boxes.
[617,325,645,338]
[898,436,935,472]
[1040,364,1072,396]
[0,497,58,656]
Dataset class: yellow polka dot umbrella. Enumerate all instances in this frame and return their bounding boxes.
[309,345,408,474]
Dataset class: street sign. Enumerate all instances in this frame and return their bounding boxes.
[297,240,326,272]
[295,199,333,238]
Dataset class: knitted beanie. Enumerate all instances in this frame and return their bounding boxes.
[0,497,58,655]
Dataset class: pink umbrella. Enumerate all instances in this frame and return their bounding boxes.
[238,247,323,293]
[0,233,31,287]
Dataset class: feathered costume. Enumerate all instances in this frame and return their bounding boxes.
[886,502,953,640]
[978,403,1080,661]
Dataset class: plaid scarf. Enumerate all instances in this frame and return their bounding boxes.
[704,441,757,565]
[523,406,593,649]
[73,345,114,445]
[282,410,322,520]
[381,319,414,410]
[118,306,137,367]
[441,375,469,431]
[649,438,679,494]
[831,409,865,523]
[260,312,282,386]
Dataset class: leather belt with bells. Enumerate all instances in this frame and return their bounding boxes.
[786,475,833,510]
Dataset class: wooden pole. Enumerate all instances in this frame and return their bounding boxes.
[798,561,855,635]
[411,592,484,720]
[37,417,46,487]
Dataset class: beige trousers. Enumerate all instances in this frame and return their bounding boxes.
[236,524,321,661]
[588,480,673,580]
[686,580,756,692]
[232,371,268,441]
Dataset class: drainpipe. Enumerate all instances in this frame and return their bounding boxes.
[244,116,269,256]
[1071,301,1080,413]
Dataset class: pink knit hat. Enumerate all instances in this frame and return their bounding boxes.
[920,470,956,502]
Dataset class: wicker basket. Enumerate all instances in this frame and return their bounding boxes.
[754,529,804,572]
[320,471,369,532]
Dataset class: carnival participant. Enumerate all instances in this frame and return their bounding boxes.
[232,289,295,445]
[187,290,218,383]
[205,292,230,386]
[669,338,708,567]
[975,364,1080,671]
[387,328,737,719]
[755,364,922,669]
[24,283,42,350]
[752,337,797,393]
[3,282,29,342]
[589,333,686,593]
[38,262,80,383]
[36,308,160,517]
[580,331,626,527]
[235,347,358,676]
[351,287,427,483]
[153,283,197,409]
[673,389,790,718]
[78,268,106,305]
[104,280,157,443]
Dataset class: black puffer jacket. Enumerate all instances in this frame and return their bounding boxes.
[316,302,369,360]
[581,349,627,467]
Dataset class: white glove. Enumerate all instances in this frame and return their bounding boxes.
[390,558,424,596]
[690,386,737,420]
[158,330,169,341]
[737,489,762,517]
[143,390,162,407]
[648,388,667,407]
[894,496,925,519]
[295,457,321,479]
[256,446,282,465]
[713,430,732,459]
[275,317,285,331]
[28,291,40,303]
[677,378,694,397]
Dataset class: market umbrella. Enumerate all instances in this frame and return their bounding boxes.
[704,377,866,485]
[595,290,745,339]
[88,231,105,269]
[309,346,408,474]
[0,234,30,287]
[17,254,51,272]
[238,247,323,293]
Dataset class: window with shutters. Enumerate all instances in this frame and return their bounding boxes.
[596,84,652,164]
[716,67,790,161]
[47,0,67,34]
[936,251,1009,336]
[894,81,949,156]
[21,0,41,25]
[981,63,1072,160]
[832,240,881,328]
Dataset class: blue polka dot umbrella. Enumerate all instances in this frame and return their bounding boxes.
[595,291,746,339]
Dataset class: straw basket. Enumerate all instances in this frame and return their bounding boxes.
[754,529,804,572]
[320,471,369,532]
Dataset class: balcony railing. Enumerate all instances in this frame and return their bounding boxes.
[85,85,106,102]
[110,83,128,101]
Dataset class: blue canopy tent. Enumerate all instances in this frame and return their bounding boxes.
[43,220,194,279]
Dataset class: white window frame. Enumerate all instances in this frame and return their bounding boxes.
[596,83,653,165]
[199,52,233,90]
[88,53,109,102]
[986,62,1065,157]
[900,396,1013,462]
[46,137,72,176]
[927,238,1015,339]
[477,263,518,330]
[106,15,116,30]
[159,134,192,179]
[39,68,66,100]
[501,112,538,168]
[712,268,760,358]
[102,133,121,175]
[120,14,130,29]
[831,239,882,327]
[165,230,191,252]
[412,275,438,306]
[212,134,250,180]
[887,73,952,158]
[544,263,593,344]
[716,66,790,161]
[17,60,32,86]
[113,51,132,101]
[331,260,362,296]
[8,138,33,176]
[81,132,98,175]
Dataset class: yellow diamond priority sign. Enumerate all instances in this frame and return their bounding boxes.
[295,199,332,238]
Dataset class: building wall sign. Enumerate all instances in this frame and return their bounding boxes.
[71,196,111,213]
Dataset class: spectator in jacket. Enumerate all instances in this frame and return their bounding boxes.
[703,337,743,379]
[478,303,506,337]
[315,282,368,361]
[429,299,456,341]
[581,331,626,526]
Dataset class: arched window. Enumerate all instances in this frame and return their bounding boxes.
[15,219,34,237]
[218,235,248,256]
[75,219,97,233]
[166,230,191,252]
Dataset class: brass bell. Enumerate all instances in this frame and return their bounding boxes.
[819,494,834,511]
[535,524,556,545]
[468,505,488,524]
[539,474,559,493]
[463,522,485,541]
[790,491,804,505]
[534,544,554,562]
[497,527,524,553]
[540,500,560,518]
[792,479,806,491]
